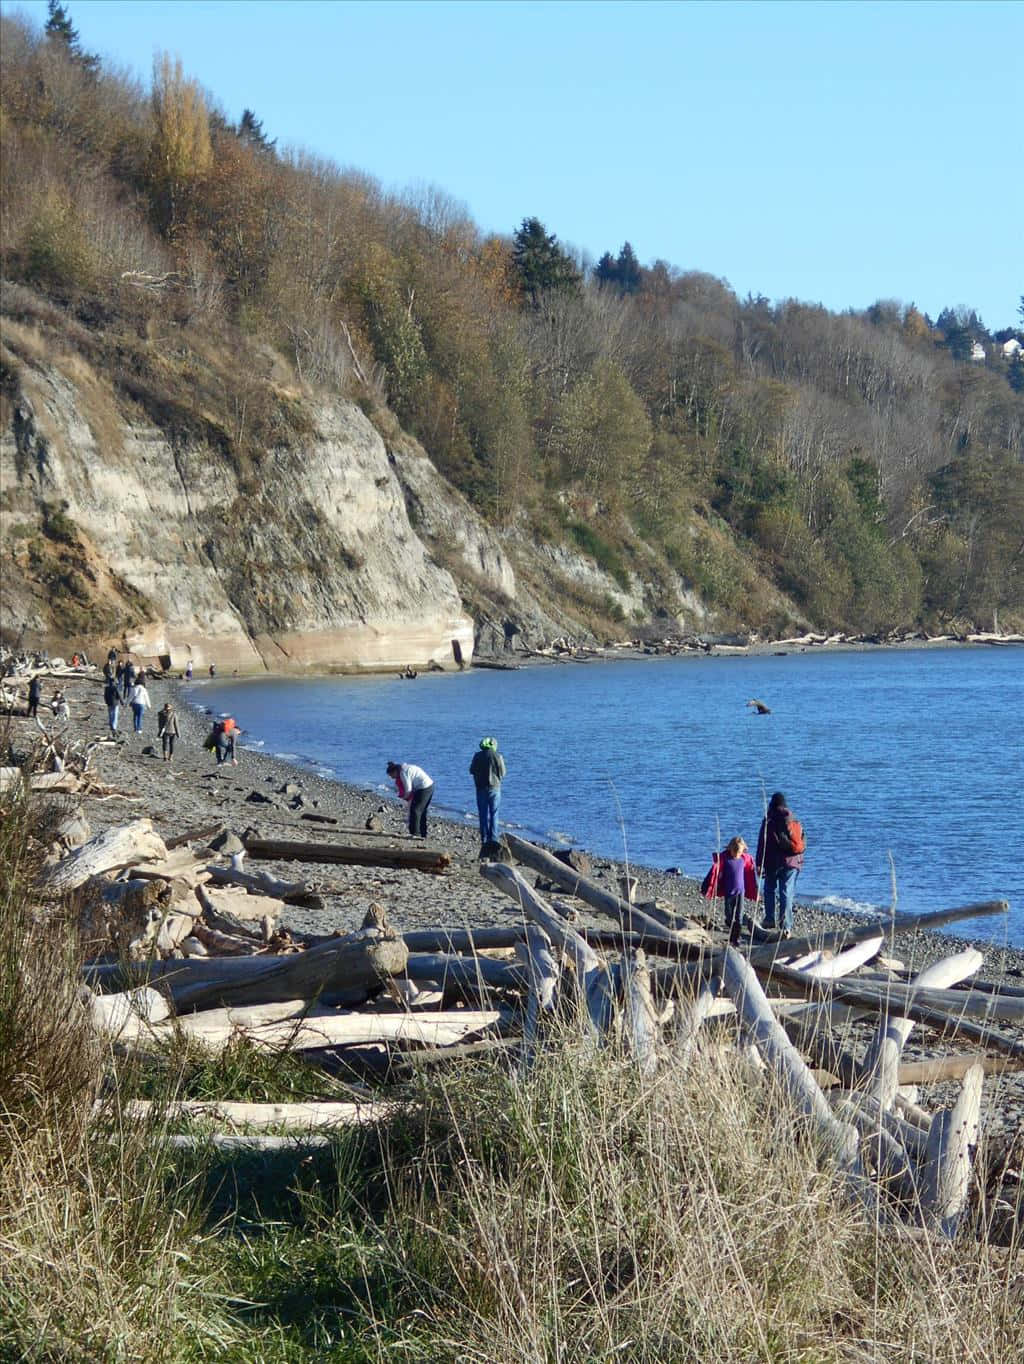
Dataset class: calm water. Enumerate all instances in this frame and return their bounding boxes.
[194,647,1024,945]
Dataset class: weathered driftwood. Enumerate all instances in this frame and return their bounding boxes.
[115,1098,399,1130]
[205,862,326,907]
[243,835,451,874]
[199,885,283,923]
[797,936,884,979]
[748,900,1008,970]
[165,1133,335,1152]
[44,819,170,892]
[675,979,721,1062]
[402,926,525,953]
[921,1063,983,1238]
[503,833,709,947]
[481,861,613,1042]
[834,1095,919,1201]
[143,1006,504,1055]
[858,950,985,1102]
[895,1054,1024,1085]
[88,986,171,1040]
[623,949,659,1074]
[769,962,1024,1061]
[402,952,525,999]
[518,924,559,1050]
[720,947,861,1176]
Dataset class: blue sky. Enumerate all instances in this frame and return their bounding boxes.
[6,0,1022,329]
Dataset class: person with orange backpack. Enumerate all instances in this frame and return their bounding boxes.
[755,791,805,936]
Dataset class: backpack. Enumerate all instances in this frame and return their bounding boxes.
[783,817,806,855]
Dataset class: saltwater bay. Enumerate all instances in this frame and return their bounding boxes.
[197,645,1023,945]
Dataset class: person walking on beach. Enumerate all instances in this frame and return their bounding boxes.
[207,714,239,765]
[157,701,180,761]
[103,676,121,737]
[51,688,70,722]
[387,761,435,837]
[470,736,506,855]
[701,835,758,943]
[122,660,137,702]
[127,676,151,734]
[184,660,193,682]
[756,791,805,936]
[27,674,42,719]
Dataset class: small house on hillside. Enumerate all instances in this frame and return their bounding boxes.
[1002,338,1022,358]
[970,341,986,362]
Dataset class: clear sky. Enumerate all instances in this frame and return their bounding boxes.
[5,0,1022,329]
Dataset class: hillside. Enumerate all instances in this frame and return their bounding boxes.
[2,10,1023,666]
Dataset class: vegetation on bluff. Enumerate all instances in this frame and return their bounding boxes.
[1,6,1022,636]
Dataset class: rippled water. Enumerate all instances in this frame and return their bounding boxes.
[194,646,1024,944]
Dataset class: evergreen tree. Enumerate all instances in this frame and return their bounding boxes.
[593,251,618,287]
[511,217,581,307]
[44,1,98,74]
[615,241,642,293]
[238,108,276,153]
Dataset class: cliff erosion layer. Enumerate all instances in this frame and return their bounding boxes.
[0,334,483,672]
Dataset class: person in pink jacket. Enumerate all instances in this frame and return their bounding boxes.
[701,835,758,942]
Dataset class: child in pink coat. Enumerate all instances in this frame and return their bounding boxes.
[701,835,759,942]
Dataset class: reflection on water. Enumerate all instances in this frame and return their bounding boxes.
[196,646,1024,944]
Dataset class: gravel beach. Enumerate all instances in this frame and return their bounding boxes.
[13,667,1024,1141]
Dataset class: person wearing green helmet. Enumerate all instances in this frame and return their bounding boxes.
[469,735,506,857]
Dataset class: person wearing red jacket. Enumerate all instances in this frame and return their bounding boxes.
[702,835,759,942]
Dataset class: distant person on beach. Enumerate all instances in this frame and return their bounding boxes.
[27,675,42,719]
[184,660,193,681]
[209,663,217,678]
[122,660,137,701]
[103,676,121,737]
[387,761,435,837]
[701,835,758,943]
[127,677,151,734]
[51,689,70,722]
[157,702,180,761]
[470,736,506,853]
[756,791,806,936]
[207,714,238,765]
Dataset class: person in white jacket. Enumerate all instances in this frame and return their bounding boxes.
[386,761,435,837]
[128,680,151,734]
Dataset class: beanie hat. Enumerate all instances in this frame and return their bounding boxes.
[480,736,497,750]
[769,791,787,810]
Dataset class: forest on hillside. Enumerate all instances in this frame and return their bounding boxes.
[2,5,1023,634]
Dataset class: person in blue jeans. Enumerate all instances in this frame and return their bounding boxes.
[756,791,805,936]
[469,736,506,854]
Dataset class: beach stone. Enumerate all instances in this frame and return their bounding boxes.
[246,789,273,804]
[554,848,592,877]
[209,830,243,855]
[365,814,384,832]
[280,781,302,797]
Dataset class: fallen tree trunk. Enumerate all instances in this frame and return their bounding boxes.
[243,835,451,873]
[503,833,709,947]
[481,861,613,1042]
[115,1098,399,1129]
[921,1063,983,1238]
[205,863,326,907]
[44,819,170,892]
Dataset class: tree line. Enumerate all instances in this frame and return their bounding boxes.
[2,6,1022,633]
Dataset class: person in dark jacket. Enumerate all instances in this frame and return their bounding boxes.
[756,791,804,936]
[469,736,506,853]
[27,675,42,719]
[157,702,180,761]
[103,677,121,737]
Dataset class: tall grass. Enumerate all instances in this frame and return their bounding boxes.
[1,779,1020,1360]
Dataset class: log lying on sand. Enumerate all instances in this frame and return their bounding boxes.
[503,834,710,947]
[87,929,409,1013]
[114,1098,399,1129]
[204,862,326,908]
[243,835,451,874]
[749,900,1009,970]
[43,819,170,892]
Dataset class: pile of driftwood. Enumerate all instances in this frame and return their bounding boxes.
[68,818,1021,1239]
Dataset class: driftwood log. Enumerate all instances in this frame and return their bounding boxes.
[204,862,326,907]
[243,835,451,874]
[44,819,170,892]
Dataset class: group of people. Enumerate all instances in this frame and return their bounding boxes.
[701,791,806,940]
[26,675,69,722]
[386,736,507,850]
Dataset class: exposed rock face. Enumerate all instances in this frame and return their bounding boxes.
[1,353,477,671]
